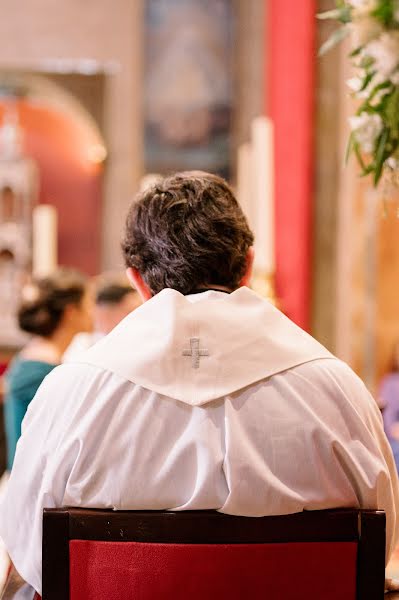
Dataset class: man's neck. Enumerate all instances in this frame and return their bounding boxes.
[186,284,234,295]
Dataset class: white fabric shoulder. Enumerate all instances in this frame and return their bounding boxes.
[79,287,334,406]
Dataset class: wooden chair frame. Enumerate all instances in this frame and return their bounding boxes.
[42,508,386,600]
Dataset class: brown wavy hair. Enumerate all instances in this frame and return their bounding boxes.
[122,171,254,295]
[18,268,87,337]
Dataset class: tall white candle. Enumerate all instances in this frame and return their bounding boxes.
[236,142,254,229]
[251,115,275,273]
[32,204,58,277]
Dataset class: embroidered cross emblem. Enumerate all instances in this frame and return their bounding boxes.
[182,337,209,369]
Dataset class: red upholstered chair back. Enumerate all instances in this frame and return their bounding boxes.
[41,508,386,600]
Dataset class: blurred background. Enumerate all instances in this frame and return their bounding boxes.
[0,0,397,395]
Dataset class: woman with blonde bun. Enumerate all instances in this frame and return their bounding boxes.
[4,268,92,469]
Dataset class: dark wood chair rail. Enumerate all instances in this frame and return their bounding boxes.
[39,507,386,600]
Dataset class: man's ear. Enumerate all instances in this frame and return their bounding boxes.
[240,247,254,287]
[126,268,152,302]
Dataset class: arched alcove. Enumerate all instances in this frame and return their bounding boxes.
[0,73,106,274]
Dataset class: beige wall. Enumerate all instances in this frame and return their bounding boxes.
[312,0,341,351]
[314,3,399,392]
[0,0,143,270]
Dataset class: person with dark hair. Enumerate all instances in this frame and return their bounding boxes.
[93,279,141,335]
[63,276,141,361]
[3,268,92,469]
[0,172,398,596]
[122,171,254,296]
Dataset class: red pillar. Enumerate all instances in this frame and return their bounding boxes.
[267,0,316,330]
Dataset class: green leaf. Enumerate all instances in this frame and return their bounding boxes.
[359,56,375,70]
[349,46,362,58]
[361,165,375,176]
[371,2,394,27]
[385,87,399,132]
[353,140,368,172]
[356,101,377,115]
[359,71,376,92]
[319,26,350,56]
[316,9,342,19]
[373,128,389,185]
[372,80,392,93]
[317,6,351,22]
[356,80,392,114]
[345,132,355,165]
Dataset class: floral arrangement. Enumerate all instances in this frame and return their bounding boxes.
[319,0,399,185]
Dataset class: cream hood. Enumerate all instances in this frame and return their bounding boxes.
[81,286,333,406]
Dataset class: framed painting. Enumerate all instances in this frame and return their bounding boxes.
[144,0,235,179]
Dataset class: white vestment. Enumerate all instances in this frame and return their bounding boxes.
[0,287,398,594]
[62,331,104,362]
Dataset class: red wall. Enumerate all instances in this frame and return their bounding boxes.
[0,100,103,275]
[267,0,316,330]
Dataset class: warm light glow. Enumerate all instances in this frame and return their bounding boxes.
[87,144,107,164]
[32,204,58,277]
[251,116,275,274]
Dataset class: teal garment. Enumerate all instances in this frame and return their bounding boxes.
[4,358,57,470]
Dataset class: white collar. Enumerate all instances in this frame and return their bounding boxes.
[81,287,333,406]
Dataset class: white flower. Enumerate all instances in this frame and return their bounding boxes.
[349,112,383,152]
[364,32,399,79]
[368,87,391,106]
[348,0,378,17]
[391,70,399,85]
[386,157,398,169]
[349,0,376,6]
[351,70,390,100]
[347,76,363,92]
[351,17,383,47]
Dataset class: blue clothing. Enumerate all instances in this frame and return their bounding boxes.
[380,372,399,472]
[380,373,399,438]
[4,358,56,470]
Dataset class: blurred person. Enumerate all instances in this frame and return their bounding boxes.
[4,268,91,470]
[380,342,399,471]
[95,280,141,334]
[63,276,141,361]
[1,172,399,596]
[0,363,8,477]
